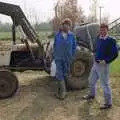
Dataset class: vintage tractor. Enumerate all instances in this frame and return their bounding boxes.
[0,2,100,99]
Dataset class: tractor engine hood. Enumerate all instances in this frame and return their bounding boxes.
[74,23,100,52]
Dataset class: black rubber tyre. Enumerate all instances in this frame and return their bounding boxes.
[67,50,93,90]
[0,70,19,99]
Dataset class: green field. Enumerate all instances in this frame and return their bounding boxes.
[0,32,12,40]
[0,31,52,40]
[111,58,120,73]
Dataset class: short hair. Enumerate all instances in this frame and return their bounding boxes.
[61,18,72,26]
[100,23,109,30]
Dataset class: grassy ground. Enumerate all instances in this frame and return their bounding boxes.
[0,71,119,120]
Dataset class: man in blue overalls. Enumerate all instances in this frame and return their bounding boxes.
[83,24,118,109]
[53,18,77,100]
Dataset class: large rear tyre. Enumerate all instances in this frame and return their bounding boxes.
[0,70,19,99]
[67,50,93,90]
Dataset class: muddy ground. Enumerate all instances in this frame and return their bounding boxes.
[0,71,120,120]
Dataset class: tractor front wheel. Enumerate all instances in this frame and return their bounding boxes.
[0,70,19,99]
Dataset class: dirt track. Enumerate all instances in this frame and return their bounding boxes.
[0,71,120,120]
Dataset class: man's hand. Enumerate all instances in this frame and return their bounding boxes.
[98,60,106,64]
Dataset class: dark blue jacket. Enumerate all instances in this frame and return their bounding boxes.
[53,32,77,62]
[95,36,118,64]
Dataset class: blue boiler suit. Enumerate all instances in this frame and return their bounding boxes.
[53,32,76,81]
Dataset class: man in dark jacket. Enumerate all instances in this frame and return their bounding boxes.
[53,18,77,100]
[83,23,118,109]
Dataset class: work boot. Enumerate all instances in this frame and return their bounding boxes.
[100,104,112,110]
[82,95,95,100]
[55,80,67,100]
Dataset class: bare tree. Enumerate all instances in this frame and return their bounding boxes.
[51,0,85,31]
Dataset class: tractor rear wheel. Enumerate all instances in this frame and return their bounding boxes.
[67,50,93,90]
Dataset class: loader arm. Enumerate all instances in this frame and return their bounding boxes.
[0,2,42,48]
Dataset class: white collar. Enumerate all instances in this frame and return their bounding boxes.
[62,31,71,34]
[99,34,109,40]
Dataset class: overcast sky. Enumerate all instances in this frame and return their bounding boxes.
[0,0,120,23]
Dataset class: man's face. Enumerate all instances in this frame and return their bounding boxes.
[100,27,108,37]
[63,23,70,32]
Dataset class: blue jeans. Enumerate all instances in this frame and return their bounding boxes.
[89,62,112,105]
[55,60,70,81]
